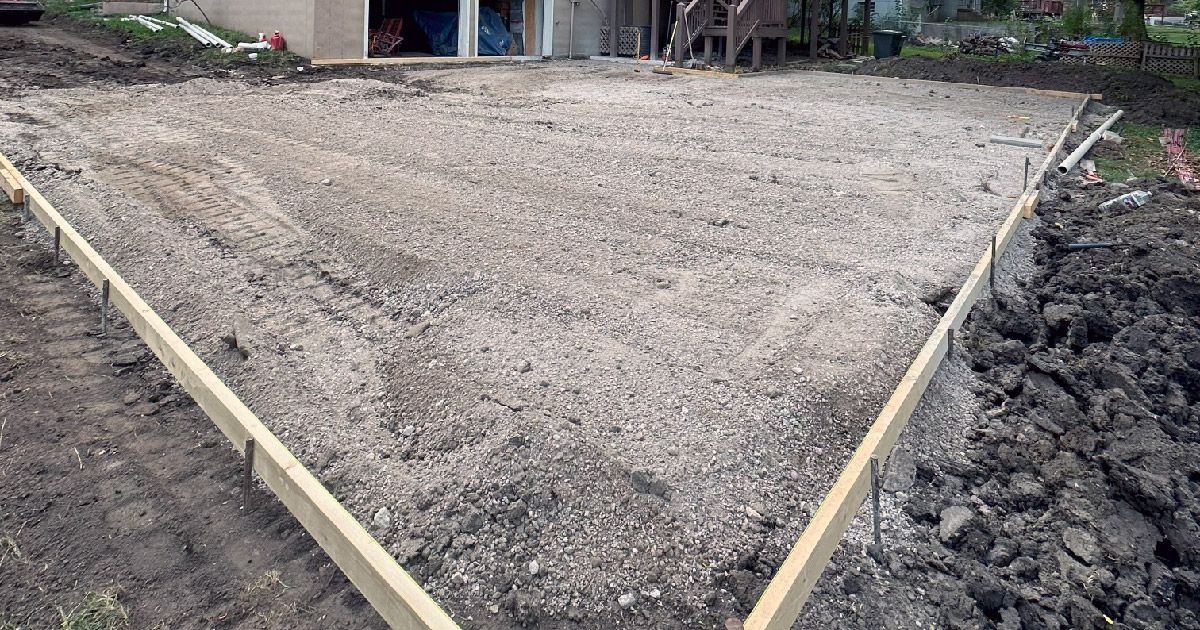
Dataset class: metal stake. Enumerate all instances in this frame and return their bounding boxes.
[870,454,882,547]
[947,327,955,357]
[989,236,997,291]
[100,279,110,335]
[21,198,30,222]
[1024,157,1031,190]
[242,438,255,511]
[53,227,61,264]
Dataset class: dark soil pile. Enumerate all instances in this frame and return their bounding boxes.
[856,55,1200,127]
[813,177,1200,629]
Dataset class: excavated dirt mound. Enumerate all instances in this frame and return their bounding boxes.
[807,175,1200,629]
[856,55,1200,127]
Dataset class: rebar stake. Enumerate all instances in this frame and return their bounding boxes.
[242,438,255,511]
[20,198,30,222]
[53,226,61,265]
[1024,157,1031,191]
[947,327,955,357]
[870,454,882,547]
[989,236,997,291]
[100,279,110,335]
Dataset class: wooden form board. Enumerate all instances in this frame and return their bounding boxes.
[0,168,22,204]
[797,69,1101,101]
[0,153,460,630]
[741,95,1091,630]
[311,55,543,65]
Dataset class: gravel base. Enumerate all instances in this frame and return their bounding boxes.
[0,62,1075,628]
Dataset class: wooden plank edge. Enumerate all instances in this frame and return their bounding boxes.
[311,55,541,65]
[1,152,460,630]
[658,66,744,78]
[1,169,23,204]
[741,97,1091,630]
[794,70,1098,101]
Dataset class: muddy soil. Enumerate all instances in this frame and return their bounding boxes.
[0,213,385,629]
[853,55,1200,128]
[802,165,1200,626]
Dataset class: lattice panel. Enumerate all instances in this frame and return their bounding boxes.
[599,26,651,56]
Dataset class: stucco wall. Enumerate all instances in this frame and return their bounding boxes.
[314,0,366,60]
[552,0,603,56]
[178,0,314,57]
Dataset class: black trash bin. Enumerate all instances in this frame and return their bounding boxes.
[872,30,905,59]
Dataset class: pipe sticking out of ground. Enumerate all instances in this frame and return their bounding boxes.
[1057,109,1123,175]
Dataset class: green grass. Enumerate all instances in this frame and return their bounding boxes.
[900,45,1038,62]
[57,591,128,630]
[1147,23,1200,46]
[1166,74,1200,91]
[1091,122,1200,182]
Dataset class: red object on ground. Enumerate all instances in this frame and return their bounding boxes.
[268,31,286,51]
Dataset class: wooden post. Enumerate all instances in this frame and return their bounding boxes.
[751,36,762,70]
[675,1,686,66]
[863,0,871,56]
[725,0,738,71]
[608,0,619,57]
[777,37,786,66]
[651,0,660,61]
[705,35,714,64]
[838,0,848,55]
[808,0,819,59]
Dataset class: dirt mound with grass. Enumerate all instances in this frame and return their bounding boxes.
[856,55,1200,128]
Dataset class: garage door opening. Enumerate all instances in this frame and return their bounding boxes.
[366,0,543,58]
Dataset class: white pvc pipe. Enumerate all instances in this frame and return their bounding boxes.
[177,17,231,48]
[135,16,163,31]
[1057,109,1123,175]
[195,25,233,49]
[177,20,213,46]
[143,15,178,27]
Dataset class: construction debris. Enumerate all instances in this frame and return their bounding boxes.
[1162,128,1195,186]
[958,34,1020,56]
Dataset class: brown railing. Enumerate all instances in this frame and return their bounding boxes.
[676,0,787,68]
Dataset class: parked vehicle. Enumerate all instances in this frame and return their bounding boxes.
[0,0,45,25]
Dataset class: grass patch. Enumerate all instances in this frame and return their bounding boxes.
[1166,74,1200,92]
[1147,24,1200,46]
[43,2,300,67]
[901,46,1037,62]
[57,590,128,630]
[1091,122,1200,182]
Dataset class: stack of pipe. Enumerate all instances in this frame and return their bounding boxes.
[175,16,233,49]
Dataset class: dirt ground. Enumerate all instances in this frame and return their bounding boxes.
[800,107,1200,629]
[0,21,1083,629]
[848,55,1200,128]
[0,212,386,628]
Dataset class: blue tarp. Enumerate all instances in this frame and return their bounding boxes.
[413,10,458,56]
[1083,36,1126,43]
[411,7,513,57]
[477,6,512,55]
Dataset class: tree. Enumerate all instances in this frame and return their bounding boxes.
[1118,0,1147,40]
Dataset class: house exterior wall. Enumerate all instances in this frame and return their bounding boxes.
[552,0,604,56]
[180,0,362,60]
[314,0,366,59]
